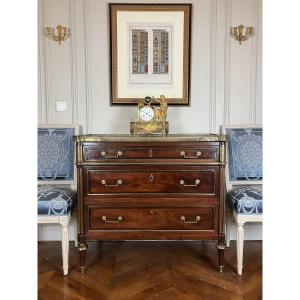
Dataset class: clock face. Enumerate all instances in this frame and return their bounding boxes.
[140,106,154,122]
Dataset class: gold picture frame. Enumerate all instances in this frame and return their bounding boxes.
[110,4,191,105]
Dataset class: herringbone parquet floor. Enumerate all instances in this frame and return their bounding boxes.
[38,241,262,300]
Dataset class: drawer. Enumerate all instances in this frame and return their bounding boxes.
[82,143,219,162]
[87,206,217,231]
[85,166,218,196]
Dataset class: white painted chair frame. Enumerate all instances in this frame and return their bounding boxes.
[221,125,263,276]
[38,124,80,275]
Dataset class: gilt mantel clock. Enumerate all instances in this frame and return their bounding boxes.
[130,95,169,136]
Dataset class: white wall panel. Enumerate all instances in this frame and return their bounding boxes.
[38,0,262,240]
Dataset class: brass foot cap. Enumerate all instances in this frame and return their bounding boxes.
[219,266,224,273]
[80,266,85,274]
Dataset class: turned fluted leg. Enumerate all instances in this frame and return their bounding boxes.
[226,211,232,248]
[61,219,69,276]
[236,221,245,275]
[72,211,78,248]
[217,237,226,272]
[78,235,87,274]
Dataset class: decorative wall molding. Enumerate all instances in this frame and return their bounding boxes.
[255,0,262,124]
[224,0,232,126]
[42,0,52,124]
[70,0,78,126]
[38,1,46,124]
[249,0,258,124]
[209,0,217,133]
[83,0,92,133]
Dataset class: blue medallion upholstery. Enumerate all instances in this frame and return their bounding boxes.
[38,187,76,215]
[228,187,262,214]
[38,128,75,180]
[38,127,77,215]
[226,128,262,181]
[226,127,263,215]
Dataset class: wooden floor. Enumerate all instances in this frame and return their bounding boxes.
[38,241,262,300]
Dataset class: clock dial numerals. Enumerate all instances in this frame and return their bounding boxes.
[140,106,154,122]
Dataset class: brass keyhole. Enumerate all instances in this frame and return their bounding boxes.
[149,174,154,182]
[150,210,154,215]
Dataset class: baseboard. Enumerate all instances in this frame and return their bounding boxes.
[38,222,262,241]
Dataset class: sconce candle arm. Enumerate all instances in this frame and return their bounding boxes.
[231,24,255,45]
[46,24,70,45]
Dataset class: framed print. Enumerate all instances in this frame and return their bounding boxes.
[110,4,191,105]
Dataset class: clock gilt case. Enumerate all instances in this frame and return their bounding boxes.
[130,96,169,136]
[74,134,227,273]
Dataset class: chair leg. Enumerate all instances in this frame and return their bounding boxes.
[236,221,245,276]
[61,219,69,276]
[225,211,232,247]
[72,211,78,247]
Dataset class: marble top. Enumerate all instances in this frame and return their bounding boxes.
[74,134,227,142]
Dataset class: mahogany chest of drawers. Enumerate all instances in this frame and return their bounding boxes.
[74,134,227,273]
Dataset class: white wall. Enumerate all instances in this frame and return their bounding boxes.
[38,0,262,241]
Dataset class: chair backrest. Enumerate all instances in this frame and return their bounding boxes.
[221,125,262,189]
[38,125,79,186]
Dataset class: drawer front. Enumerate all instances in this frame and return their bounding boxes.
[88,207,217,231]
[82,143,219,162]
[85,167,218,196]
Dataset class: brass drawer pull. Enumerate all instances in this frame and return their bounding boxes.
[101,150,122,158]
[180,179,200,187]
[180,216,201,224]
[101,179,123,187]
[180,151,202,158]
[101,216,123,223]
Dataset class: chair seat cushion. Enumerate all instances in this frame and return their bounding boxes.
[38,187,76,215]
[228,187,262,214]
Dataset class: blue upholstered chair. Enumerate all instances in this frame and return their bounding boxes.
[222,126,262,275]
[38,125,79,275]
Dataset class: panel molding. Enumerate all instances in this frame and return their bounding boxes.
[38,0,46,124]
[41,0,53,124]
[209,0,217,133]
[224,0,232,126]
[83,0,92,133]
[70,0,78,125]
[249,0,258,124]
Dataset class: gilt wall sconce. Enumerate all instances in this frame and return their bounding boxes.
[46,25,70,45]
[231,24,255,45]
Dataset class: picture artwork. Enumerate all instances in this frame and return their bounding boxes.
[110,4,191,105]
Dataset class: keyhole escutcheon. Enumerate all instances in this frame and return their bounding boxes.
[149,174,154,182]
